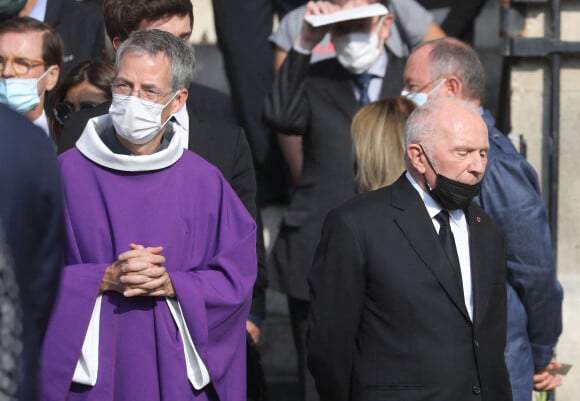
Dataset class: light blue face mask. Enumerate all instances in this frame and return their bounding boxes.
[0,68,50,113]
[401,78,446,107]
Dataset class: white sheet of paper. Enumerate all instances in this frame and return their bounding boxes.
[304,3,389,27]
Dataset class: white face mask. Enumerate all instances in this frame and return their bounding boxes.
[0,68,50,113]
[401,78,446,107]
[109,92,177,145]
[333,31,381,75]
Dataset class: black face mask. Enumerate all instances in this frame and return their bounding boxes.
[419,145,481,210]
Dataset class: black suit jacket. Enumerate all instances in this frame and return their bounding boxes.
[0,105,64,401]
[264,48,406,300]
[45,0,105,75]
[307,175,512,401]
[57,86,267,321]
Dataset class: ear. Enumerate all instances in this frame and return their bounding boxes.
[112,37,122,51]
[170,88,188,114]
[378,14,394,43]
[44,65,60,91]
[407,144,427,174]
[442,74,462,98]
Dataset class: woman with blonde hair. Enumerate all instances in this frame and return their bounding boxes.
[351,97,417,192]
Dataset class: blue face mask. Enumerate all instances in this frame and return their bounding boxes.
[0,68,49,113]
[401,78,446,107]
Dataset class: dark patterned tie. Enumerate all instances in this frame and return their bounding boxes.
[435,211,463,294]
[352,73,373,106]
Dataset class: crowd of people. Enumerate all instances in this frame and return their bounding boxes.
[0,0,565,401]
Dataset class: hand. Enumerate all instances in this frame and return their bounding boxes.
[534,359,563,392]
[296,1,340,50]
[246,320,261,344]
[100,244,175,298]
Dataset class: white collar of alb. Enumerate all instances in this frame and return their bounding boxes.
[75,114,184,172]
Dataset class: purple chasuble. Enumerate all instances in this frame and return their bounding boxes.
[41,146,256,401]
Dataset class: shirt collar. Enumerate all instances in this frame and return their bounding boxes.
[404,171,464,222]
[368,45,388,78]
[33,109,50,136]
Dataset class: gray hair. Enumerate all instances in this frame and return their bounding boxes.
[115,29,196,91]
[404,98,478,166]
[414,38,485,103]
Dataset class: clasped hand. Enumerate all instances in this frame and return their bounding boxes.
[100,243,175,297]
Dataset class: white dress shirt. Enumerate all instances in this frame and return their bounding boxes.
[406,171,474,320]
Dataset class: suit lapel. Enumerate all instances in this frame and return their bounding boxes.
[378,49,406,100]
[323,71,358,120]
[392,177,471,322]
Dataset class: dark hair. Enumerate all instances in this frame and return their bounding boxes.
[103,0,193,43]
[50,59,115,142]
[0,16,63,69]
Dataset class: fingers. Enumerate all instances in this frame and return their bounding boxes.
[118,249,166,267]
[533,373,562,392]
[129,243,164,253]
[246,321,261,343]
[121,266,167,283]
[121,271,171,297]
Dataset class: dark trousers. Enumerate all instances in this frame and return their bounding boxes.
[211,0,306,205]
[288,296,320,401]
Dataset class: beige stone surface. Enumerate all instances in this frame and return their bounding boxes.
[191,0,217,43]
[512,5,580,401]
[509,63,547,179]
[562,1,580,41]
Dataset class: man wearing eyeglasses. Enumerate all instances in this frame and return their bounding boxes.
[40,29,257,401]
[0,16,63,135]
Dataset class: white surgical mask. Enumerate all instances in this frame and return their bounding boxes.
[401,78,446,107]
[333,16,385,75]
[0,68,50,113]
[109,92,177,145]
[333,34,380,75]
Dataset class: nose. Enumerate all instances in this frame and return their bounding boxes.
[1,60,16,78]
[468,153,487,176]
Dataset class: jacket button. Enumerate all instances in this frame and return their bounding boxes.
[472,386,481,394]
[474,340,480,348]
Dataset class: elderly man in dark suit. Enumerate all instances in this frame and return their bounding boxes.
[307,98,512,401]
[402,38,563,401]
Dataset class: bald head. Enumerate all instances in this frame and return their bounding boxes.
[404,38,485,105]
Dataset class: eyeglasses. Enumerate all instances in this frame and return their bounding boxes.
[53,101,99,125]
[0,55,45,76]
[111,82,175,104]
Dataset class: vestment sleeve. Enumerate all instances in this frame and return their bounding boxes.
[307,210,365,401]
[167,179,257,396]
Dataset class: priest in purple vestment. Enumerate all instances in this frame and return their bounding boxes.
[40,30,257,401]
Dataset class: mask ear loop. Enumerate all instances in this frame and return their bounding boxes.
[418,144,439,191]
[160,90,181,128]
